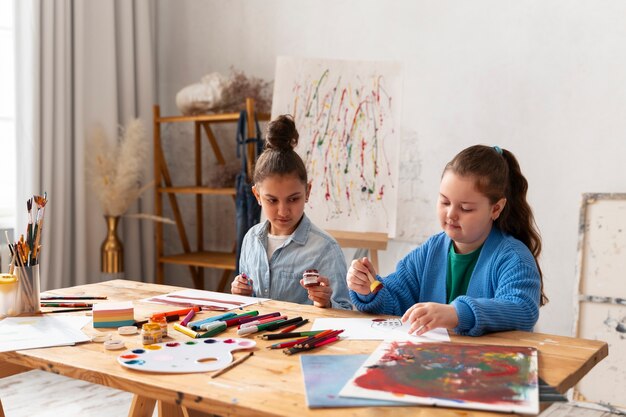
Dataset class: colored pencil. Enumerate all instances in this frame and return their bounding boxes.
[40,296,108,300]
[262,331,323,341]
[267,337,310,349]
[284,336,340,355]
[42,307,93,314]
[210,351,253,378]
[40,302,94,307]
[279,318,309,333]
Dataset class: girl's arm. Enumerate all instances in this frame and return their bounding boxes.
[349,246,427,316]
[452,252,541,336]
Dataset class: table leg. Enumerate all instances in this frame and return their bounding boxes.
[0,398,5,417]
[128,394,156,417]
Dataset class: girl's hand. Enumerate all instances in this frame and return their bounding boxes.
[346,257,377,295]
[231,274,253,296]
[401,302,459,336]
[301,276,332,308]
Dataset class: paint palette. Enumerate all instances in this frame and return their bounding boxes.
[117,338,256,373]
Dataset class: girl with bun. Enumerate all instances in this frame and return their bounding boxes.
[231,115,351,309]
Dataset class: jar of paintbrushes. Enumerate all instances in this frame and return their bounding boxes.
[5,194,48,315]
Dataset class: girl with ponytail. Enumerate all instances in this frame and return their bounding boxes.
[348,145,546,336]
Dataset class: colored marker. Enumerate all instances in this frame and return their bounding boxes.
[237,312,281,326]
[262,331,323,340]
[162,306,200,317]
[262,317,304,332]
[239,315,287,329]
[180,309,196,327]
[189,312,237,330]
[173,323,199,338]
[221,311,259,326]
[237,319,287,336]
[198,322,227,338]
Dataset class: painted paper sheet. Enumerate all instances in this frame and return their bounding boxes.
[300,354,402,408]
[272,57,402,236]
[340,341,539,415]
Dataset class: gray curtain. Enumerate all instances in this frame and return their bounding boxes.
[15,0,156,290]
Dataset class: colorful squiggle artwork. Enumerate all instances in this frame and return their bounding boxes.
[339,341,539,414]
[272,57,402,236]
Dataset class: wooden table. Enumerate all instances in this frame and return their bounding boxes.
[0,280,608,417]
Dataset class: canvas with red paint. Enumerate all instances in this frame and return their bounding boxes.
[339,341,539,414]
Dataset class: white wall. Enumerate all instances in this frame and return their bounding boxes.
[155,0,626,337]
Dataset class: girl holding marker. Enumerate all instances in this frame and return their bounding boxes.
[230,115,351,310]
[347,145,547,336]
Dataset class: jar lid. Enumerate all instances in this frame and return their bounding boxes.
[0,273,17,284]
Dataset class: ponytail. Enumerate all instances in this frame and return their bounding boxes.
[445,145,548,306]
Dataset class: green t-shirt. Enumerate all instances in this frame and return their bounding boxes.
[446,242,483,303]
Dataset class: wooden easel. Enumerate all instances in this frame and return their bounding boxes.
[326,230,388,272]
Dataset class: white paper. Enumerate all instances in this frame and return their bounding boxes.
[0,316,91,352]
[311,317,450,342]
[142,289,269,311]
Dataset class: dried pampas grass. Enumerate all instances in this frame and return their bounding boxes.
[86,119,149,216]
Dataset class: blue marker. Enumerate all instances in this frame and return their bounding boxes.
[188,312,237,330]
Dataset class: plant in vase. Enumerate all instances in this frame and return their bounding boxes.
[86,119,170,277]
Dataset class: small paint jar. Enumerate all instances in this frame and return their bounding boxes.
[0,274,19,317]
[149,313,168,338]
[302,269,320,287]
[141,323,163,345]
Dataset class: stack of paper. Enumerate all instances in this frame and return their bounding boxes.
[92,301,134,328]
[0,316,91,352]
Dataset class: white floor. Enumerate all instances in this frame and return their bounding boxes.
[0,370,156,417]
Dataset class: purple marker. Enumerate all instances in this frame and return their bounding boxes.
[180,308,196,327]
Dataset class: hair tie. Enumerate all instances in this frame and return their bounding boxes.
[493,145,503,155]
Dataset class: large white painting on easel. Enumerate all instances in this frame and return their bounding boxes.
[271,57,402,236]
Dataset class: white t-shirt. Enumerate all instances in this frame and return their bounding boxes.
[267,233,291,260]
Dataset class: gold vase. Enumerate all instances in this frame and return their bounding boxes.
[101,215,124,274]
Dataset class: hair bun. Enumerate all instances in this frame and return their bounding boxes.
[266,115,299,151]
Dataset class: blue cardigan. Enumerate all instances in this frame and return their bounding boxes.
[350,227,541,336]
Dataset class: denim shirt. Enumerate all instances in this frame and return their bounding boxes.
[239,214,352,310]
